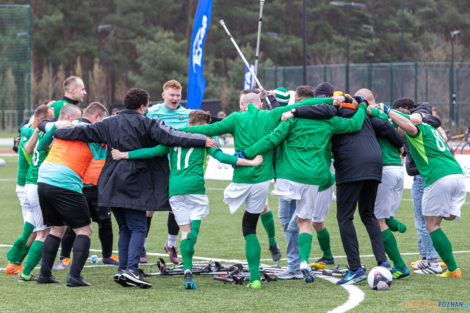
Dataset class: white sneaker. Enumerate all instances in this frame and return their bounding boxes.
[300,261,315,283]
[414,263,443,274]
[275,269,303,280]
[412,259,428,270]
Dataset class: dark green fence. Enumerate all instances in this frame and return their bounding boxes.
[0,4,31,132]
[264,62,470,130]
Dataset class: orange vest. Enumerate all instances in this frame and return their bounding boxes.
[45,139,93,179]
[82,157,105,186]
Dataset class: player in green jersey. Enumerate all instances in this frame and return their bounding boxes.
[387,108,465,278]
[112,110,263,289]
[6,105,54,276]
[184,93,335,289]
[16,105,82,282]
[50,76,86,118]
[356,89,410,280]
[243,96,368,283]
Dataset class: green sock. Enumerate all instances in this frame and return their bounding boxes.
[7,222,34,264]
[385,217,407,233]
[244,234,261,282]
[316,227,333,260]
[381,229,405,269]
[180,220,201,272]
[260,210,276,246]
[180,239,193,272]
[18,245,31,263]
[298,233,313,263]
[430,228,458,272]
[22,240,44,276]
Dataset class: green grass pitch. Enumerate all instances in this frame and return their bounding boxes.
[0,156,469,313]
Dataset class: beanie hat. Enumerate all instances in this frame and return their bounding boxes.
[314,82,335,98]
[274,87,290,106]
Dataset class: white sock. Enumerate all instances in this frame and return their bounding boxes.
[143,238,147,249]
[167,235,178,248]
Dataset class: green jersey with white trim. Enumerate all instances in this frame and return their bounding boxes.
[126,144,238,197]
[17,125,35,186]
[405,122,462,186]
[244,103,367,186]
[185,97,334,184]
[25,124,55,185]
[167,146,237,197]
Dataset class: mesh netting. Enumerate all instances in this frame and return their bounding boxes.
[264,62,470,130]
[0,4,30,131]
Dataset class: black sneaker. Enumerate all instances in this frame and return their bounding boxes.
[122,269,152,289]
[66,274,91,287]
[36,274,62,284]
[316,256,335,265]
[114,269,136,287]
[269,243,282,262]
[184,270,197,290]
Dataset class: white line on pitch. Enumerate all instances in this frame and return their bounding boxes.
[2,244,470,263]
[320,274,364,313]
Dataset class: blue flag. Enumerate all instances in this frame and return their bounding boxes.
[187,0,213,109]
[243,64,255,90]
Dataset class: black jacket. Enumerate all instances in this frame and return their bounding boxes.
[294,104,402,184]
[53,109,207,211]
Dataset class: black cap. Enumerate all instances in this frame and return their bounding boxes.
[314,82,334,98]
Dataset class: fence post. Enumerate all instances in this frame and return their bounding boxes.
[27,5,31,116]
[390,63,394,106]
[414,62,418,104]
[456,67,460,127]
[425,65,428,102]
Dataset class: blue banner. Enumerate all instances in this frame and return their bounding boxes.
[187,0,213,109]
[243,64,255,90]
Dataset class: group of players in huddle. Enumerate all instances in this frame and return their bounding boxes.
[5,75,465,290]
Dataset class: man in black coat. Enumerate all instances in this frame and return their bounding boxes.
[285,84,400,284]
[54,88,216,288]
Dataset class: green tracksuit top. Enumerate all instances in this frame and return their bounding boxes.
[185,97,334,184]
[406,122,463,187]
[244,103,367,186]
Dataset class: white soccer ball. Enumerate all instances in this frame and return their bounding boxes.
[367,266,393,290]
[0,158,5,167]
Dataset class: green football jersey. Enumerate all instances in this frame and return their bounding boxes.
[244,103,367,186]
[50,99,72,119]
[185,97,334,184]
[167,146,237,197]
[376,112,402,165]
[17,125,35,186]
[127,144,238,197]
[25,125,55,185]
[406,122,463,186]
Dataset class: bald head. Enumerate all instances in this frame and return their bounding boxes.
[58,104,82,121]
[355,88,377,107]
[239,93,262,112]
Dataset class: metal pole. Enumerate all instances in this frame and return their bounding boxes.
[302,0,307,85]
[346,5,350,92]
[450,37,455,128]
[400,0,405,62]
[370,30,374,88]
[254,0,265,77]
[274,36,278,87]
[219,20,271,108]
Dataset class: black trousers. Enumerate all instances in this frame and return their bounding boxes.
[336,180,386,270]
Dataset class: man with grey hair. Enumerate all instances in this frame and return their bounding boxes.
[184,92,335,289]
